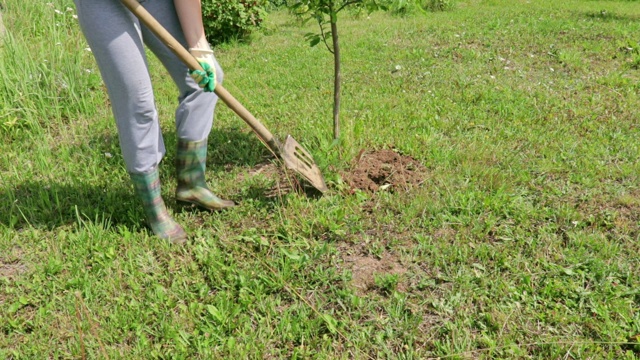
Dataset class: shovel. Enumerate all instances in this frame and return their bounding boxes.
[120,0,328,193]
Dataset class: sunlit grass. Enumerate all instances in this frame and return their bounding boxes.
[1,0,640,358]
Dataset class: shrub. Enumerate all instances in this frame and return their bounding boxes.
[422,0,454,12]
[201,0,267,45]
[384,0,454,15]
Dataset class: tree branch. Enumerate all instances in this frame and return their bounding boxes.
[336,0,361,14]
[317,19,334,54]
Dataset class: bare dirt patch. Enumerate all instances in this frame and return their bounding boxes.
[0,263,28,278]
[574,189,640,233]
[343,252,407,295]
[0,247,27,279]
[342,149,427,193]
[336,235,410,296]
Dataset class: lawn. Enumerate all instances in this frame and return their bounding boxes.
[1,0,640,358]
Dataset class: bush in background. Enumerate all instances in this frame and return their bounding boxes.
[423,0,454,11]
[202,0,268,45]
[384,0,454,15]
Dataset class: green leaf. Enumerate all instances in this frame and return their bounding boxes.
[281,248,301,260]
[322,314,338,334]
[310,36,321,47]
[305,33,322,47]
[8,302,21,314]
[227,337,237,350]
[472,263,486,272]
[206,305,224,322]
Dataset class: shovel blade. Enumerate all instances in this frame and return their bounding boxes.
[280,135,328,192]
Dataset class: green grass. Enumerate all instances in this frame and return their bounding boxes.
[2,0,640,358]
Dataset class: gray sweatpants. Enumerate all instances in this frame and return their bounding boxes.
[74,0,223,174]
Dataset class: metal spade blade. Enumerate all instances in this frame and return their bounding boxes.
[281,135,328,192]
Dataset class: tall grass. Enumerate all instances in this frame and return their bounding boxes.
[0,0,103,136]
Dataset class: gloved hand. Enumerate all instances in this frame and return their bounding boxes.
[189,47,216,92]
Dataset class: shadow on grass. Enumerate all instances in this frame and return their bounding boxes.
[0,128,282,230]
[0,179,141,230]
[87,125,272,171]
[580,10,640,22]
[161,126,273,171]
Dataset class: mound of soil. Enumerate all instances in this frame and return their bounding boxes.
[342,149,426,193]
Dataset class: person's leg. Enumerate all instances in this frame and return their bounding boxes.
[74,0,186,242]
[129,169,186,244]
[139,1,235,211]
[139,0,221,141]
[75,0,164,172]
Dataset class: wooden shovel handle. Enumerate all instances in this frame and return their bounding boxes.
[120,0,281,153]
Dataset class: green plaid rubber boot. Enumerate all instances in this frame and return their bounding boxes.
[130,168,187,244]
[175,139,235,211]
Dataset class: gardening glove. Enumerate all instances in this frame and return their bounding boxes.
[189,47,216,92]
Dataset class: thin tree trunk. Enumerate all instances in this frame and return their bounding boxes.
[330,18,340,140]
